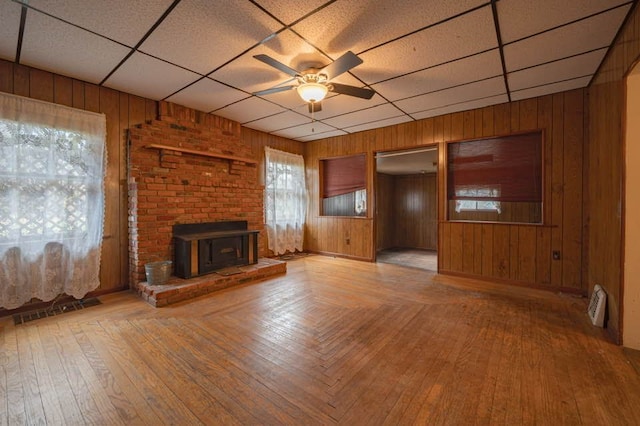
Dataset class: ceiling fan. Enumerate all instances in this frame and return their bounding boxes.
[252,51,375,113]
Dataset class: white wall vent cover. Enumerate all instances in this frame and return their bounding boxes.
[588,284,607,327]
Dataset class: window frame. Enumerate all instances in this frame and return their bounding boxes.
[319,153,368,218]
[445,130,545,225]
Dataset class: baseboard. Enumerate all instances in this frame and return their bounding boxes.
[438,269,587,296]
[308,250,374,262]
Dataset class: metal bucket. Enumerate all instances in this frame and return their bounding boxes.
[145,260,172,285]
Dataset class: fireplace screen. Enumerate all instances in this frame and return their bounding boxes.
[173,221,258,279]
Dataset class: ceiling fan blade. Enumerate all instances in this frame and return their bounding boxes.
[253,85,296,96]
[308,102,322,113]
[330,83,375,99]
[253,54,300,77]
[321,51,363,79]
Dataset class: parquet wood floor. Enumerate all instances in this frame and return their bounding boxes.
[1,255,639,425]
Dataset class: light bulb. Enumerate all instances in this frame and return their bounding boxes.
[297,83,328,103]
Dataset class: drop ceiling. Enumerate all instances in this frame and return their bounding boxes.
[0,0,635,142]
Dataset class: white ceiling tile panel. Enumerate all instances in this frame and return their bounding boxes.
[27,0,174,46]
[508,48,607,91]
[396,76,506,114]
[510,76,592,101]
[410,94,508,120]
[0,1,21,62]
[293,0,486,56]
[323,103,405,129]
[20,10,130,84]
[503,5,631,72]
[254,0,329,25]
[498,0,631,43]
[165,78,248,113]
[373,49,503,101]
[139,0,283,75]
[343,115,413,134]
[294,94,387,121]
[104,52,200,100]
[354,6,498,83]
[243,110,311,133]
[297,129,349,142]
[272,121,337,139]
[213,96,286,123]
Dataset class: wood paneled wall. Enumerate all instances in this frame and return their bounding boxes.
[375,173,395,250]
[376,173,437,251]
[587,3,640,343]
[0,59,303,311]
[305,89,587,292]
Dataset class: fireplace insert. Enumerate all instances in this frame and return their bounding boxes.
[173,221,258,279]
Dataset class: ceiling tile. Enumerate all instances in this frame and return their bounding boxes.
[396,76,506,114]
[292,0,486,56]
[243,110,311,133]
[166,78,248,113]
[20,10,130,84]
[410,94,508,120]
[503,5,631,72]
[27,0,174,46]
[293,93,387,121]
[343,115,413,134]
[0,1,21,62]
[377,149,439,175]
[253,0,329,25]
[373,49,503,101]
[508,48,607,91]
[511,76,592,101]
[272,121,338,139]
[498,0,631,43]
[139,0,283,75]
[297,129,349,142]
[323,103,405,129]
[354,5,498,84]
[213,96,286,123]
[104,52,200,100]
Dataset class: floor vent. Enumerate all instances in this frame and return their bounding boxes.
[588,284,607,327]
[13,297,102,325]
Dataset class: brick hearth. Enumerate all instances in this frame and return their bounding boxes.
[138,258,285,307]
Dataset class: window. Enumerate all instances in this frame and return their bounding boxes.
[264,147,307,255]
[447,131,542,223]
[321,154,367,217]
[454,188,501,213]
[0,93,106,309]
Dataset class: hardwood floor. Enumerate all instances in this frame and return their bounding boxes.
[1,255,639,425]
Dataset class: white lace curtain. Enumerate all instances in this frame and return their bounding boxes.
[0,92,106,309]
[264,147,307,255]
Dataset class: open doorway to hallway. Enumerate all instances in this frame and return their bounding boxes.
[375,146,438,272]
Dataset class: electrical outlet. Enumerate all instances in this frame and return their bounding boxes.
[552,250,561,260]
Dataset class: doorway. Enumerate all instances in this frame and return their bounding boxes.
[375,146,438,272]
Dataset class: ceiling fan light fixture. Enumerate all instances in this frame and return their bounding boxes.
[297,82,328,103]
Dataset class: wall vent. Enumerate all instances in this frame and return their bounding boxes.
[588,284,607,327]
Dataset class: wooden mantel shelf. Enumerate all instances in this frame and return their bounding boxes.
[145,143,257,164]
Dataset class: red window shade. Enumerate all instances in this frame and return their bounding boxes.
[322,154,366,198]
[447,131,542,202]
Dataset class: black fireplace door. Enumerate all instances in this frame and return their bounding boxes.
[198,235,248,273]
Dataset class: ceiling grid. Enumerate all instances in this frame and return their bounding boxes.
[0,0,635,141]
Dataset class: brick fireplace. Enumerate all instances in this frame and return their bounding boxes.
[127,103,275,299]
